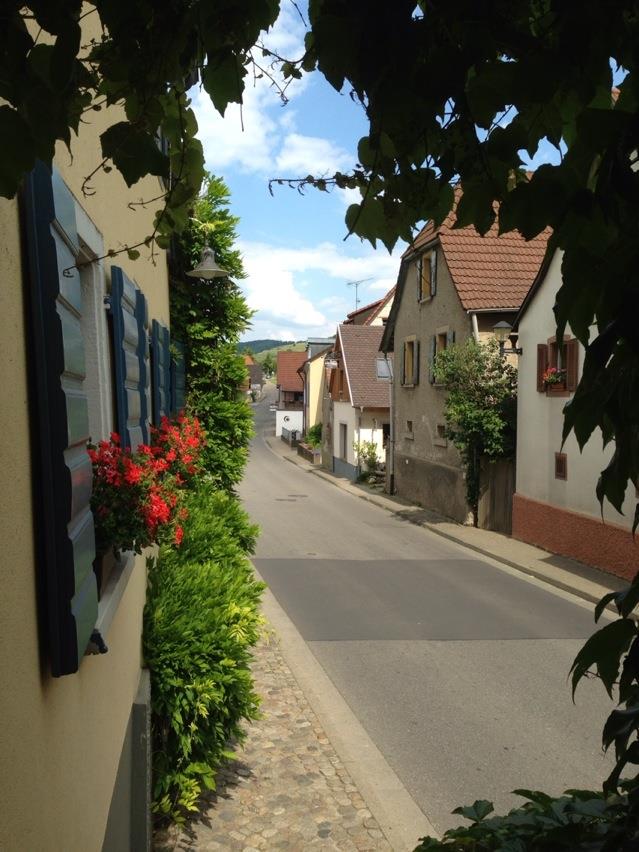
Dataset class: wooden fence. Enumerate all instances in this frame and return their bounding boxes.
[478,457,515,534]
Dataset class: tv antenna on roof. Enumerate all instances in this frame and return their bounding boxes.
[346,278,373,311]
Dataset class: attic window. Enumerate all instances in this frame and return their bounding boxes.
[417,250,437,301]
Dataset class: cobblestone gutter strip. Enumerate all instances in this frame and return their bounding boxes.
[154,634,393,852]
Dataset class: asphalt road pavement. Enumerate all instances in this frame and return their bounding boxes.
[239,386,613,834]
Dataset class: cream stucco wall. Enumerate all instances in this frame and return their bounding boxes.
[306,353,327,429]
[0,12,171,848]
[0,194,151,852]
[516,251,635,526]
[332,403,388,466]
[367,292,394,326]
[332,401,359,466]
[355,410,389,465]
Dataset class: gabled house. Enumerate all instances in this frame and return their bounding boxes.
[275,350,306,436]
[325,324,391,479]
[512,251,637,580]
[344,286,395,327]
[0,18,182,849]
[381,210,549,522]
[297,338,334,437]
[240,353,264,396]
[240,352,255,394]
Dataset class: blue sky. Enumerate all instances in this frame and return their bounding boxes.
[191,4,403,342]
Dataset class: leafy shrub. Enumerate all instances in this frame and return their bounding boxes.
[169,176,254,495]
[434,338,517,522]
[414,789,632,851]
[354,439,380,472]
[144,482,263,822]
[191,390,254,491]
[307,423,322,447]
[160,481,259,565]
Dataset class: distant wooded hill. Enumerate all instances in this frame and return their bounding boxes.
[237,339,296,355]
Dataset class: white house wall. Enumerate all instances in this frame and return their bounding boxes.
[355,411,387,465]
[513,250,637,579]
[516,251,635,524]
[276,409,303,437]
[332,401,358,466]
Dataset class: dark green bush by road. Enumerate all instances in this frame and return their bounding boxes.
[144,481,263,822]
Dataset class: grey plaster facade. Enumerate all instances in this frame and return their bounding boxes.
[389,248,516,523]
[391,245,471,522]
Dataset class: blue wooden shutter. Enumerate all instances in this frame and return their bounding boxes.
[430,250,438,297]
[110,266,150,449]
[447,328,455,348]
[136,289,151,445]
[151,320,171,424]
[23,163,98,676]
[171,340,186,415]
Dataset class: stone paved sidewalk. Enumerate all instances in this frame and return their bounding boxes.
[154,633,393,851]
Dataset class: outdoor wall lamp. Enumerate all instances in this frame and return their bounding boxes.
[493,320,522,356]
[186,243,228,280]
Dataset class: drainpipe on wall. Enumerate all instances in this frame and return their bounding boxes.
[384,353,395,494]
[469,311,480,343]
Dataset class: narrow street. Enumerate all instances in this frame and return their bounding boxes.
[239,386,613,835]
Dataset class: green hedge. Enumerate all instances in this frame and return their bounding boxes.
[414,789,631,851]
[144,481,263,822]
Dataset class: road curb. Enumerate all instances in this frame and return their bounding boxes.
[256,580,440,851]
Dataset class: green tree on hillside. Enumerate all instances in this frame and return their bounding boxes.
[262,352,276,376]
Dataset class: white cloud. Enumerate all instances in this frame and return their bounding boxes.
[193,3,312,175]
[334,185,362,210]
[275,133,352,176]
[240,240,399,280]
[368,277,396,293]
[238,239,401,340]
[193,84,278,173]
[240,242,330,338]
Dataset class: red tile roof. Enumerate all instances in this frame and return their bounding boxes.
[409,194,550,311]
[345,296,383,324]
[276,350,306,392]
[338,324,389,409]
